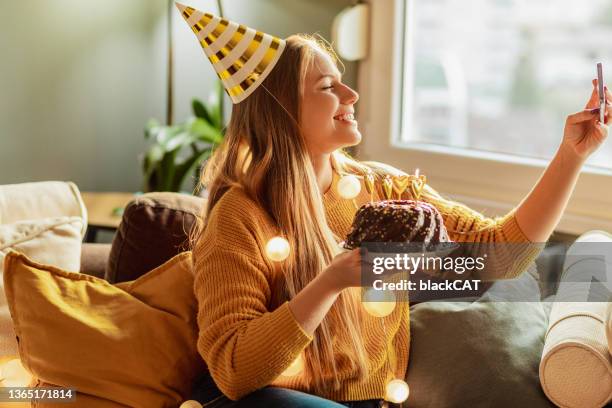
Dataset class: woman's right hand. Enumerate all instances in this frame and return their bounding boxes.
[320,248,367,292]
[560,79,609,162]
[288,247,370,336]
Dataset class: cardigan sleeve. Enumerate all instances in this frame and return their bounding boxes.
[416,183,544,280]
[418,184,527,243]
[192,194,313,400]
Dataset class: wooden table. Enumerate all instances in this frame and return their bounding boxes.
[81,192,136,242]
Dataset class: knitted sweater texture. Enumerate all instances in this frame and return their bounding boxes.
[192,168,541,401]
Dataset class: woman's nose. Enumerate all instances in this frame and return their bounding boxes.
[342,85,359,105]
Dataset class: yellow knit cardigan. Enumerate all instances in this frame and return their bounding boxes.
[192,167,541,401]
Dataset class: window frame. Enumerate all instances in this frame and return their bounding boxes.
[356,0,612,235]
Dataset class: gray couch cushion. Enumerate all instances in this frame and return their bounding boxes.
[407,301,555,408]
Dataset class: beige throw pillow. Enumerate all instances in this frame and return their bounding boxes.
[540,302,612,408]
[0,217,83,360]
[0,181,87,237]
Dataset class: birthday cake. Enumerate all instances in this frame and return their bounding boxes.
[343,200,451,250]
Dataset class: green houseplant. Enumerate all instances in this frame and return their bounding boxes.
[142,0,226,193]
[141,82,225,192]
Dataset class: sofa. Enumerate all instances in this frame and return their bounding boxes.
[2,181,611,407]
[84,191,574,407]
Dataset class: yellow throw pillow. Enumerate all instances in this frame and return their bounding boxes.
[2,251,206,408]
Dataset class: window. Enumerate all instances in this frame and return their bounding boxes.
[357,0,612,234]
[400,0,612,170]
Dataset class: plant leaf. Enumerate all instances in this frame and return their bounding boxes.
[142,144,165,192]
[144,118,161,140]
[190,117,223,144]
[165,131,192,152]
[207,81,223,129]
[173,148,213,192]
[159,151,177,191]
[192,99,214,124]
[143,145,164,174]
[155,124,186,151]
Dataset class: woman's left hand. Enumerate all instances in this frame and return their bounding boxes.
[561,79,610,161]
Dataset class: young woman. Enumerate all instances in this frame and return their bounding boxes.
[179,6,610,408]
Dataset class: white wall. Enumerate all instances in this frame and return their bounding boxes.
[0,0,355,192]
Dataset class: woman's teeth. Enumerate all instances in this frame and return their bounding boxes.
[334,113,355,122]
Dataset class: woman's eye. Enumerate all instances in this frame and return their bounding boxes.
[323,85,334,90]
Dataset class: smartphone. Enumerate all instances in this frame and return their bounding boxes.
[597,62,606,124]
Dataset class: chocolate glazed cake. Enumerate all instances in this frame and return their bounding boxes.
[344,200,451,250]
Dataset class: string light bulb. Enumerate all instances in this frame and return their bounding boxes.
[265,236,290,262]
[281,354,304,376]
[179,400,203,408]
[337,175,361,199]
[385,378,410,403]
[0,359,32,387]
[362,288,396,317]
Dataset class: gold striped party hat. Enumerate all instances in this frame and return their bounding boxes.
[176,3,286,104]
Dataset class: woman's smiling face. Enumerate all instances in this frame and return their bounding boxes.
[300,48,361,155]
